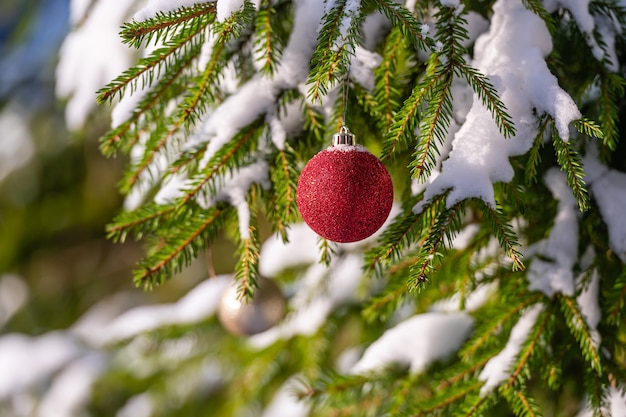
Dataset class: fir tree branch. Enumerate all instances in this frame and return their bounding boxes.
[306,0,363,103]
[606,266,626,325]
[106,203,178,242]
[97,14,212,104]
[254,0,284,75]
[558,295,603,374]
[503,387,542,417]
[374,27,407,131]
[504,305,551,388]
[362,280,410,323]
[461,293,543,358]
[408,201,464,290]
[381,61,441,161]
[364,0,432,52]
[364,193,444,273]
[410,380,484,417]
[235,221,261,301]
[267,147,299,241]
[597,71,625,152]
[410,71,453,179]
[551,127,590,211]
[318,237,336,266]
[574,117,604,139]
[100,42,201,156]
[524,115,550,184]
[120,3,216,48]
[121,10,255,193]
[134,207,224,288]
[519,0,555,32]
[456,64,516,138]
[476,201,525,271]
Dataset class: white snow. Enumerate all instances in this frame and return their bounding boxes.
[0,332,83,399]
[36,353,107,417]
[525,169,578,297]
[584,149,626,262]
[576,268,601,349]
[204,161,270,238]
[351,312,473,374]
[91,275,231,344]
[350,46,383,91]
[56,0,137,130]
[250,253,364,348]
[133,0,203,21]
[431,282,497,313]
[415,0,580,212]
[576,386,626,417]
[478,303,543,394]
[259,223,320,277]
[338,0,362,41]
[217,0,246,22]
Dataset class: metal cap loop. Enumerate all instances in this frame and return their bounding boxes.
[332,125,356,146]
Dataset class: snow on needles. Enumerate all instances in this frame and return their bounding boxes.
[479,303,544,394]
[584,148,626,263]
[56,0,137,130]
[351,312,473,374]
[416,0,580,212]
[525,169,579,297]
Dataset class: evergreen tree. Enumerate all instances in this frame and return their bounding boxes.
[9,0,626,415]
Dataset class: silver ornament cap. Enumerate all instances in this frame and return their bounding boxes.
[218,276,286,336]
[332,125,356,146]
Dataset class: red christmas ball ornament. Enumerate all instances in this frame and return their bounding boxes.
[296,126,393,243]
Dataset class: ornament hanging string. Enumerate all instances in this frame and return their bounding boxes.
[342,62,351,127]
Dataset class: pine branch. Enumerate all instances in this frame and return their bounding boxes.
[100,42,201,156]
[524,116,550,184]
[574,117,604,140]
[408,201,464,290]
[409,380,484,417]
[476,200,525,270]
[583,367,611,417]
[318,237,336,266]
[234,219,261,302]
[364,0,433,52]
[551,126,590,211]
[461,293,543,358]
[409,71,453,179]
[106,203,178,242]
[380,65,442,161]
[178,120,264,201]
[457,64,516,139]
[558,295,603,374]
[597,71,625,151]
[606,266,626,325]
[120,3,216,48]
[306,0,364,103]
[267,147,299,241]
[254,0,284,75]
[134,207,225,288]
[362,280,410,323]
[374,27,409,131]
[364,193,444,273]
[504,305,551,388]
[502,386,542,417]
[97,14,212,104]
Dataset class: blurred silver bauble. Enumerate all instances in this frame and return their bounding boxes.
[218,276,286,336]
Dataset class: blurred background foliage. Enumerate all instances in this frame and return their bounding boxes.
[0,0,234,336]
